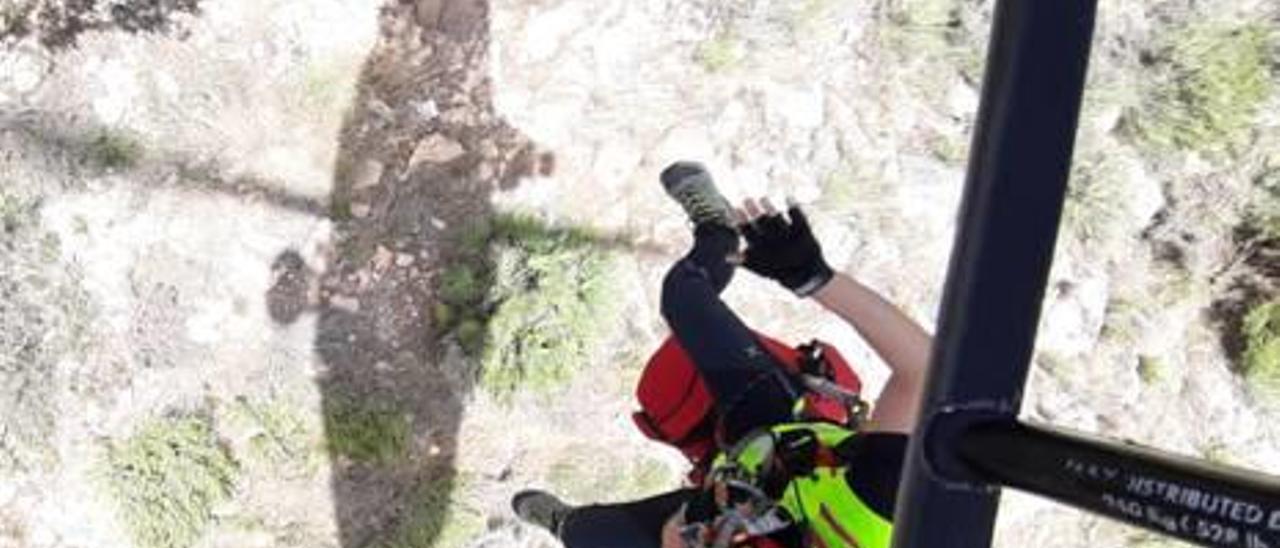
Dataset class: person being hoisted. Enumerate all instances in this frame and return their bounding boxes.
[512,161,933,547]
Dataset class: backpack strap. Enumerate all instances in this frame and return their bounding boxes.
[792,341,870,430]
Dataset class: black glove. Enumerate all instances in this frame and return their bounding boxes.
[740,206,834,296]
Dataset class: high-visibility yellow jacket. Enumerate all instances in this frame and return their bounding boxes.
[715,422,894,548]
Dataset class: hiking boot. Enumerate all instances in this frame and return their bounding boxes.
[512,489,573,535]
[661,161,735,228]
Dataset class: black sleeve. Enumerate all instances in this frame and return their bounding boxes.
[838,433,910,518]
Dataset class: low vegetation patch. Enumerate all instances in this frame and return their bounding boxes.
[1063,154,1129,245]
[783,0,838,33]
[299,57,360,113]
[879,0,984,84]
[99,415,238,548]
[87,130,144,171]
[1137,355,1166,385]
[696,30,743,73]
[885,0,955,39]
[378,474,482,548]
[1100,298,1144,346]
[329,194,353,222]
[1242,207,1280,243]
[436,214,619,398]
[1246,168,1280,240]
[1,187,91,474]
[226,396,317,474]
[818,164,861,214]
[323,399,410,465]
[1130,22,1274,153]
[818,162,895,231]
[1242,300,1280,403]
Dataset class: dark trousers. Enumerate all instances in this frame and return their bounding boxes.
[559,225,800,547]
[658,224,799,443]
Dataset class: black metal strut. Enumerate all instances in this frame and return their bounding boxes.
[891,0,1100,542]
[889,1,1280,547]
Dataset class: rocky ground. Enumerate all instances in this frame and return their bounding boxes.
[1,0,1278,547]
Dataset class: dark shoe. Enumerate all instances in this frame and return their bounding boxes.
[512,489,572,535]
[661,161,735,228]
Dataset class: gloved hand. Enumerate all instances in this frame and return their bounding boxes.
[739,204,834,297]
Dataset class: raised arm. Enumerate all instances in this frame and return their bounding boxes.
[811,273,930,433]
[736,198,932,434]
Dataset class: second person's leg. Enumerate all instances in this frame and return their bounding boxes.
[512,488,694,548]
[559,488,696,548]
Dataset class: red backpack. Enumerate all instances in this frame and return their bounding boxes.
[631,333,863,484]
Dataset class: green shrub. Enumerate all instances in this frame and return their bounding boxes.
[100,416,238,548]
[436,214,619,398]
[87,131,143,170]
[324,399,410,465]
[1132,23,1274,152]
[1242,301,1280,402]
[477,215,618,396]
[0,190,28,233]
[439,265,484,305]
[454,319,485,355]
[459,218,494,255]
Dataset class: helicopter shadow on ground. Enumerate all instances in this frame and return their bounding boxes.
[265,0,556,545]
